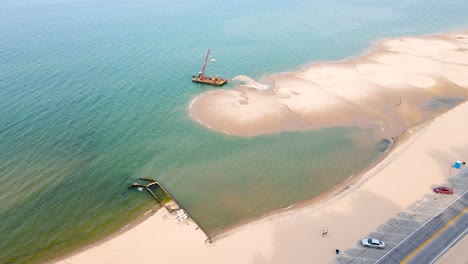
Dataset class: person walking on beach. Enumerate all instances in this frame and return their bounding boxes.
[322,227,328,237]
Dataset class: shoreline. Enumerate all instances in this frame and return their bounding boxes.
[48,206,162,264]
[207,131,402,241]
[56,102,468,264]
[203,111,426,243]
[56,99,468,264]
[54,31,468,264]
[189,31,468,137]
[51,127,399,262]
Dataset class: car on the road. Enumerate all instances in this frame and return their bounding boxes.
[433,186,454,194]
[361,238,385,249]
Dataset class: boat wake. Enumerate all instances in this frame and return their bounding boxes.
[231,75,270,90]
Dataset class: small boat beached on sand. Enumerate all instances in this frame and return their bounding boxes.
[192,49,228,86]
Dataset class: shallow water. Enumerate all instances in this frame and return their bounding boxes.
[421,96,467,112]
[1,0,468,263]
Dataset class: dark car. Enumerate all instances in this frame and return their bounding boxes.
[433,186,454,195]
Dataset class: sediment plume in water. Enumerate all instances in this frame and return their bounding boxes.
[189,32,468,137]
[231,75,270,90]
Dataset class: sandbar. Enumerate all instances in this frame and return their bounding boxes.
[53,32,468,264]
[56,87,468,264]
[190,32,468,137]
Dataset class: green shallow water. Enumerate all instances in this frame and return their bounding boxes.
[1,0,468,263]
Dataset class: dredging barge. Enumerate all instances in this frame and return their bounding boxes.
[192,49,228,86]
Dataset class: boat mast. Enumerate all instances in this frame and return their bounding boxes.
[200,49,210,79]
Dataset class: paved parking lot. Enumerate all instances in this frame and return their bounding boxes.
[334,168,468,264]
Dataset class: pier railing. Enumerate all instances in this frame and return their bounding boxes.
[130,178,212,242]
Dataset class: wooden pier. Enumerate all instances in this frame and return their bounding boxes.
[129,178,212,242]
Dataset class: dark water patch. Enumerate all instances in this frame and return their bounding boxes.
[0,163,153,264]
[420,96,466,112]
[377,138,393,152]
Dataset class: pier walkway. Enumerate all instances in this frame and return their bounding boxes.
[130,178,212,242]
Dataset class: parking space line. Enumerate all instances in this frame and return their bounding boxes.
[453,181,468,184]
[376,190,468,263]
[342,189,467,263]
[353,256,380,262]
[423,202,453,208]
[384,232,407,237]
[404,212,433,217]
[390,216,410,221]
[396,225,418,229]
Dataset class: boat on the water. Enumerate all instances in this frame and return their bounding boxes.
[192,49,228,86]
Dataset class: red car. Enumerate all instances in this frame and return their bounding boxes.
[433,186,454,194]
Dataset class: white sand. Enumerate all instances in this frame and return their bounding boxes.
[273,76,341,113]
[53,31,468,264]
[55,101,468,264]
[441,64,468,87]
[190,32,468,136]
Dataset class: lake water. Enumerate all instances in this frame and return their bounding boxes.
[1,0,468,263]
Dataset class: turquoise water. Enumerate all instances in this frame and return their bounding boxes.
[1,0,468,263]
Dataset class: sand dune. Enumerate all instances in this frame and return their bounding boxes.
[189,32,468,137]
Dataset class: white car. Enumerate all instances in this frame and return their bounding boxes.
[361,238,385,249]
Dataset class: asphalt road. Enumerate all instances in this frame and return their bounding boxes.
[377,191,468,264]
[335,169,468,264]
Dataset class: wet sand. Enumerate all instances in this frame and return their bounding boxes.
[189,32,468,137]
[54,31,468,264]
[55,100,468,264]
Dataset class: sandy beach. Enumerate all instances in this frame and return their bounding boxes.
[55,93,468,263]
[54,32,468,264]
[190,32,468,137]
[5,0,468,262]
